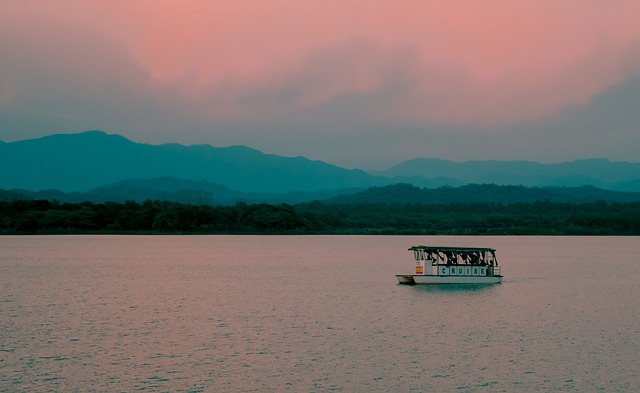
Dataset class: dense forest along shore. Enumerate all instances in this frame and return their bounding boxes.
[1,199,639,235]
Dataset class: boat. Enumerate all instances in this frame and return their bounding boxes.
[396,246,502,284]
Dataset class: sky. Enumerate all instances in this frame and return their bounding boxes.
[1,1,640,169]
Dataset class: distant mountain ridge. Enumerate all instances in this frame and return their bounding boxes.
[373,158,640,192]
[0,130,385,193]
[1,130,639,194]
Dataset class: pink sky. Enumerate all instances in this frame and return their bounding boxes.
[2,0,640,166]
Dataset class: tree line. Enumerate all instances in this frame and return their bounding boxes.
[1,198,639,235]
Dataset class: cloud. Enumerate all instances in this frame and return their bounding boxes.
[100,0,640,128]
[1,0,640,166]
[0,3,195,139]
[4,0,640,127]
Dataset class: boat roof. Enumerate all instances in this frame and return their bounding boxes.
[409,246,496,252]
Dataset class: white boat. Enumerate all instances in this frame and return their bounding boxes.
[396,246,502,285]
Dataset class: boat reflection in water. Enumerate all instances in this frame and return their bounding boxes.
[396,246,502,285]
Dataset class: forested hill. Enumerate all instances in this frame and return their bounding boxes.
[325,183,640,204]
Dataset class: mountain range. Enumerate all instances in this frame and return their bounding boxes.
[0,130,379,194]
[1,130,640,204]
[373,158,640,191]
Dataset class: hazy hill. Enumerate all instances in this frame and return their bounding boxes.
[84,177,357,205]
[373,158,640,192]
[0,131,386,193]
[84,177,245,205]
[0,177,360,205]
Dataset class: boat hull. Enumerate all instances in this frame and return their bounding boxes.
[396,274,502,285]
[395,275,416,284]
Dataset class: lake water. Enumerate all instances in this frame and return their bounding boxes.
[1,235,638,392]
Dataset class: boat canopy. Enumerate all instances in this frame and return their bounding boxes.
[408,246,495,253]
[409,245,498,266]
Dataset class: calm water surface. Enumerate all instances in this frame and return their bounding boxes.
[1,235,639,392]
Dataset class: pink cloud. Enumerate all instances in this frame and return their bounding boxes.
[3,0,640,128]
